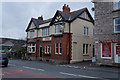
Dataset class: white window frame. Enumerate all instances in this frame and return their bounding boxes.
[54,24,63,34]
[84,26,89,36]
[44,45,51,54]
[101,43,112,59]
[59,43,62,54]
[55,43,58,54]
[114,17,120,33]
[42,27,50,37]
[30,30,34,39]
[83,44,89,55]
[28,43,36,53]
[113,0,120,10]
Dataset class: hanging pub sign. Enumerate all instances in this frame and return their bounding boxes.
[116,46,120,55]
[102,43,111,58]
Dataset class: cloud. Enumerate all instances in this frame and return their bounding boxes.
[1,2,94,39]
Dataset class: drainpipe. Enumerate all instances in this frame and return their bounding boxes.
[68,22,71,64]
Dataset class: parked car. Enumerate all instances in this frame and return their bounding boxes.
[0,53,9,67]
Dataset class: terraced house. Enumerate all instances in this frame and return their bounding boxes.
[26,4,94,63]
[92,0,120,65]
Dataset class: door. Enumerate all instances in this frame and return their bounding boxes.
[39,46,42,57]
[114,43,120,63]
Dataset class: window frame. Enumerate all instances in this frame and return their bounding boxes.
[114,17,120,33]
[55,43,58,54]
[113,0,120,10]
[42,27,50,37]
[30,30,34,39]
[101,43,112,59]
[59,43,62,54]
[54,24,63,34]
[84,26,89,36]
[28,43,36,53]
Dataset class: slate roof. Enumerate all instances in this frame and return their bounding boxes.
[26,8,93,31]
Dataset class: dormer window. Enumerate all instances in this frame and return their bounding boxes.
[55,24,64,34]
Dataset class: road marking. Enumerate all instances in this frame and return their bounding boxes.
[23,66,44,71]
[8,64,16,67]
[59,72,99,79]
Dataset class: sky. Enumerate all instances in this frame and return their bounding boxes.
[0,1,94,40]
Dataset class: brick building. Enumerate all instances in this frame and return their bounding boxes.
[93,0,120,65]
[26,4,94,63]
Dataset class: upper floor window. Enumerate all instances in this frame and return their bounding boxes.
[84,26,89,36]
[113,0,120,10]
[30,30,34,39]
[42,27,49,37]
[114,17,120,33]
[55,24,64,34]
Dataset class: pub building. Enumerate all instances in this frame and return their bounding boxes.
[26,4,94,63]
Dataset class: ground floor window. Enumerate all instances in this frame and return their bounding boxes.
[28,43,36,53]
[101,43,112,59]
[55,43,62,55]
[45,45,51,54]
[83,44,88,54]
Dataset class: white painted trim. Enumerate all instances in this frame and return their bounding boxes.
[101,43,112,59]
[59,43,62,55]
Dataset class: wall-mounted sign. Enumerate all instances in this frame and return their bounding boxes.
[42,37,52,41]
[102,43,111,58]
[99,40,119,43]
[116,46,120,54]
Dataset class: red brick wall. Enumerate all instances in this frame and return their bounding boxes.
[27,33,72,62]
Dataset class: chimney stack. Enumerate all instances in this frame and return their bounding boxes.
[38,16,43,20]
[62,4,70,14]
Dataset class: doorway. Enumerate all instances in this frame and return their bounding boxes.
[39,46,42,57]
[114,43,120,63]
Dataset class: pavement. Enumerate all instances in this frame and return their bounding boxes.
[57,61,120,74]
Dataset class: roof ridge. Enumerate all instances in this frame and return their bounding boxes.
[70,8,87,14]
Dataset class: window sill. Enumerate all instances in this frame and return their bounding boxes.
[55,53,62,55]
[112,9,120,12]
[44,54,51,56]
[53,33,63,36]
[83,54,89,56]
[28,52,35,54]
[112,32,120,35]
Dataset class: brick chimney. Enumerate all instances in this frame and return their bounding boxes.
[38,16,43,20]
[62,4,70,14]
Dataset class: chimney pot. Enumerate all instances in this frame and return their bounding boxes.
[62,4,70,14]
[38,16,43,20]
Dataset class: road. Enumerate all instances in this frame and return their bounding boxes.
[1,59,120,80]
